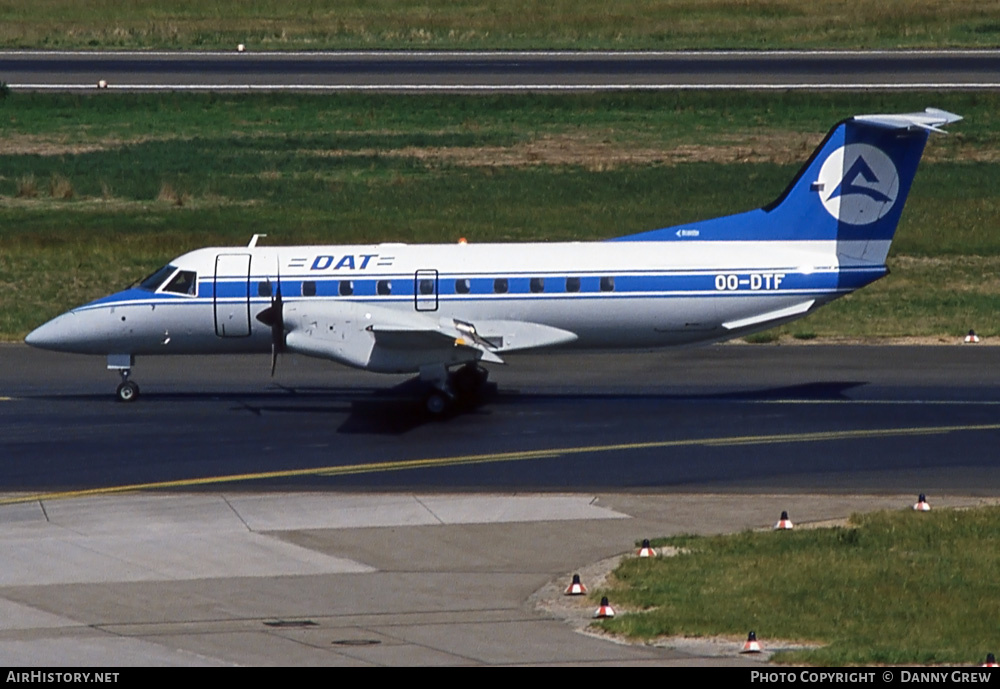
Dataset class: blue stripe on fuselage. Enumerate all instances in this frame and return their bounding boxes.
[78,266,885,312]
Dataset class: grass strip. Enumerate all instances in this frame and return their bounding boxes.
[597,505,1000,665]
[1,90,998,339]
[1,1,998,50]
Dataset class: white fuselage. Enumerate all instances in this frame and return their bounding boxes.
[26,239,883,364]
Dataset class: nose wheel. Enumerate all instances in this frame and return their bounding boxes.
[116,379,140,402]
[108,354,139,403]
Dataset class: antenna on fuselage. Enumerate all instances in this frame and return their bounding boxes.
[248,234,267,248]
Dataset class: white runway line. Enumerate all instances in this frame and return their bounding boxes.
[11,82,1000,91]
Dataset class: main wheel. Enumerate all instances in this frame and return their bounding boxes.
[424,390,452,417]
[116,381,140,403]
[451,364,487,398]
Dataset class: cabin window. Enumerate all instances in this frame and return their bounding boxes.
[163,270,198,296]
[339,280,354,296]
[377,280,392,296]
[455,278,471,294]
[600,276,615,292]
[494,278,508,294]
[565,277,581,293]
[257,281,272,297]
[302,281,316,297]
[418,278,435,295]
[530,277,545,293]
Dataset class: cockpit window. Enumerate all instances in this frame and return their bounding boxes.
[162,270,198,296]
[138,265,179,291]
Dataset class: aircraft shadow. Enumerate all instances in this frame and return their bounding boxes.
[24,381,866,435]
[490,381,867,403]
[249,380,870,434]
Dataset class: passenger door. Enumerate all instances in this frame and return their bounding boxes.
[214,254,251,337]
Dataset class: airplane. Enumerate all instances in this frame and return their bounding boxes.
[25,107,961,415]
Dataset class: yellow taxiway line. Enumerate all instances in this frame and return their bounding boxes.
[3,422,999,506]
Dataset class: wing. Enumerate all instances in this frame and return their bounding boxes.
[280,301,577,373]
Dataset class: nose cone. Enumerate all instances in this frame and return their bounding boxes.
[25,312,81,352]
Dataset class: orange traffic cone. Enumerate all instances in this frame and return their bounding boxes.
[638,538,657,557]
[774,511,794,530]
[742,630,762,653]
[913,494,931,512]
[593,596,615,619]
[564,573,587,596]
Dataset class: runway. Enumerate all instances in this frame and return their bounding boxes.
[3,343,999,665]
[3,50,1000,91]
[4,343,1000,496]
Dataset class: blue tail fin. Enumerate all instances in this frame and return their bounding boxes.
[615,108,961,264]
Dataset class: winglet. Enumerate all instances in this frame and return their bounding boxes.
[853,107,962,135]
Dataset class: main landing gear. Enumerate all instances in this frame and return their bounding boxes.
[421,363,490,418]
[108,354,140,403]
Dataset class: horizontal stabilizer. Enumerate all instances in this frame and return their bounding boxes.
[722,300,815,331]
[853,108,962,134]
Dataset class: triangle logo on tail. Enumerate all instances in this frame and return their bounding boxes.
[816,144,899,225]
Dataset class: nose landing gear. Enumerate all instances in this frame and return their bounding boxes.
[108,354,140,403]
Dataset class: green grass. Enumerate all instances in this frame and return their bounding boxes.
[596,506,1000,665]
[2,90,999,339]
[0,1,998,50]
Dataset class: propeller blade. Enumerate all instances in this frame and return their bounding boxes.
[254,266,285,377]
[271,273,284,352]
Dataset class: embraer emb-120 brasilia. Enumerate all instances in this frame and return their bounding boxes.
[26,108,960,415]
